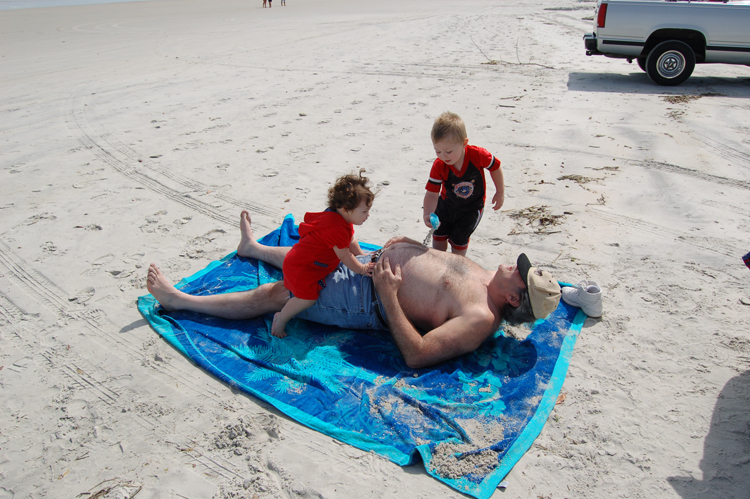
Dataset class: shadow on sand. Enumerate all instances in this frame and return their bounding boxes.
[668,370,750,499]
[567,71,750,97]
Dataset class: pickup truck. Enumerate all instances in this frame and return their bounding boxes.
[583,0,750,85]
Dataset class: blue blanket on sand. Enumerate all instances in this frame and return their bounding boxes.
[138,215,585,499]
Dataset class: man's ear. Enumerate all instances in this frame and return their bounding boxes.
[506,292,521,308]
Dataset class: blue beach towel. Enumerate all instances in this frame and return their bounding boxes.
[138,215,585,499]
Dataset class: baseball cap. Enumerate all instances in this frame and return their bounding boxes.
[517,253,561,319]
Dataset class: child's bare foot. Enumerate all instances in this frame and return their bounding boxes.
[271,312,287,338]
[237,210,261,258]
[146,264,185,311]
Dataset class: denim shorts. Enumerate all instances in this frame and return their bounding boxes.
[295,254,389,330]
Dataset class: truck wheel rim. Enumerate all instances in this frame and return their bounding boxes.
[657,50,685,79]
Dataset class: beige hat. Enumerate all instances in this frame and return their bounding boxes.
[517,253,561,319]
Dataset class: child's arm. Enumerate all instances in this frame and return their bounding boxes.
[349,237,365,256]
[489,165,505,210]
[423,191,439,227]
[334,246,375,275]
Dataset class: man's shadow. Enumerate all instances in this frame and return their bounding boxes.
[668,370,750,499]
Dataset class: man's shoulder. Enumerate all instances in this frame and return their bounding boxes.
[455,274,501,324]
[461,301,497,323]
[448,303,499,348]
[453,285,497,325]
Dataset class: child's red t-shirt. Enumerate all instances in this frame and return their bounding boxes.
[425,145,500,211]
[282,210,353,300]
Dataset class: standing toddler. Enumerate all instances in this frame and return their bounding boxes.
[423,111,505,256]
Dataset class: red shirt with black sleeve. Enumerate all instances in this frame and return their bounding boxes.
[425,145,500,211]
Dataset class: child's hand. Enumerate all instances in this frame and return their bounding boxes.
[423,213,433,228]
[361,261,375,276]
[492,191,505,210]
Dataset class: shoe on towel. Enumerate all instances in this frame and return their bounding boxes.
[562,280,603,318]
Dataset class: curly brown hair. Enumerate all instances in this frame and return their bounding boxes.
[327,170,374,211]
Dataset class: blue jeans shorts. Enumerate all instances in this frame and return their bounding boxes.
[295,254,389,330]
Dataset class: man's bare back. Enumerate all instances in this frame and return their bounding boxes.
[148,211,527,368]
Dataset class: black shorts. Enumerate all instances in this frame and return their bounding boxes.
[432,199,483,250]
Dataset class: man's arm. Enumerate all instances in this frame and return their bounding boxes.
[373,257,494,368]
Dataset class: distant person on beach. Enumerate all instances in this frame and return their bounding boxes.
[423,111,506,256]
[268,0,272,7]
[263,0,267,7]
[271,171,375,338]
[146,214,561,368]
[281,0,286,5]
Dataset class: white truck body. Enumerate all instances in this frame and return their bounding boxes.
[584,0,750,84]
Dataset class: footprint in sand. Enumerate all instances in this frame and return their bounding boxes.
[81,253,115,277]
[182,229,227,260]
[72,178,107,189]
[24,212,57,226]
[41,241,59,254]
[69,286,95,303]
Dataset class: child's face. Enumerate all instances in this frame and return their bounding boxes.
[433,137,468,167]
[342,199,371,226]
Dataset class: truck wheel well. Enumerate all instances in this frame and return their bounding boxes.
[642,29,706,63]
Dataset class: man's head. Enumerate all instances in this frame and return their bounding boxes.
[501,254,561,325]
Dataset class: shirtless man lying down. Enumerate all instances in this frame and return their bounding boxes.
[147,211,561,368]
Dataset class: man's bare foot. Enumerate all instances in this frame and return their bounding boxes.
[147,263,186,312]
[237,210,261,258]
[270,312,287,338]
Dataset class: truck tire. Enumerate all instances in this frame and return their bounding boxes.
[637,57,647,72]
[645,40,695,86]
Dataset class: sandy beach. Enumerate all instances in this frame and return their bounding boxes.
[1,0,749,497]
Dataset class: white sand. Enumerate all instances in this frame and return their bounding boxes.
[1,0,749,497]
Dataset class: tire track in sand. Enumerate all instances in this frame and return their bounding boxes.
[0,240,251,483]
[7,314,247,485]
[66,90,278,230]
[587,208,745,260]
[634,159,750,191]
[691,135,750,171]
[0,239,224,402]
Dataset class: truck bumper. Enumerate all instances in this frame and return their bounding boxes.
[584,33,601,56]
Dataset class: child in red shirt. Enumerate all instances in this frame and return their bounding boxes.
[423,111,505,256]
[272,172,376,338]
